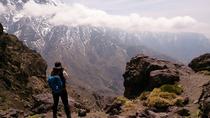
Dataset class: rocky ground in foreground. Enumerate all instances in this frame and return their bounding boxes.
[105,53,210,118]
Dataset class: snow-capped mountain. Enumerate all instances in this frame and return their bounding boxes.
[1,0,210,93]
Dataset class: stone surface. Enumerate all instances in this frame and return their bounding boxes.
[123,54,181,98]
[189,53,210,72]
[199,81,210,117]
[78,109,87,117]
[176,107,190,116]
[0,25,48,111]
[105,101,123,115]
[138,109,168,118]
[0,109,24,118]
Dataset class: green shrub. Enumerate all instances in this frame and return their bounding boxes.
[199,70,210,75]
[146,88,183,108]
[26,115,44,118]
[160,84,183,95]
[175,98,184,107]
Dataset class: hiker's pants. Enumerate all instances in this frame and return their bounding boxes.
[52,89,71,118]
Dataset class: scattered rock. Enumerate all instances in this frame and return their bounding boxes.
[199,81,210,117]
[183,97,190,105]
[138,109,168,118]
[189,53,210,72]
[105,101,123,115]
[176,107,190,116]
[32,93,88,114]
[32,93,53,113]
[78,109,87,117]
[193,100,199,104]
[0,108,24,118]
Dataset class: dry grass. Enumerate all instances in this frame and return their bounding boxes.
[146,88,183,108]
[138,91,150,100]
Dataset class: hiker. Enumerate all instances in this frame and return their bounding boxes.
[48,62,71,118]
[0,23,3,35]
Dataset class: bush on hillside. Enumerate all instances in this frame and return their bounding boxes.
[146,88,183,108]
[160,84,183,95]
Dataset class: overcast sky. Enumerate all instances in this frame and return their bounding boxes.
[63,0,209,22]
[61,0,210,36]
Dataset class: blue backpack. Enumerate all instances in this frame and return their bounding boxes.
[48,75,63,93]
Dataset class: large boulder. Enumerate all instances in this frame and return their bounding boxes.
[123,54,181,98]
[189,53,210,72]
[149,69,179,89]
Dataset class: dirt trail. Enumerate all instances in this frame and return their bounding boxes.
[181,73,209,100]
[180,72,210,116]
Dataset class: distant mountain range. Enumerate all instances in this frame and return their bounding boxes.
[1,0,210,93]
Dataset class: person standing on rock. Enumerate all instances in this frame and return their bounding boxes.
[0,23,3,35]
[48,62,71,118]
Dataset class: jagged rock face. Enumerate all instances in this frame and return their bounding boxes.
[191,54,210,117]
[123,54,181,98]
[189,53,210,72]
[199,81,210,117]
[0,32,48,110]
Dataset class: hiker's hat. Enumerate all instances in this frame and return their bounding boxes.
[53,62,64,70]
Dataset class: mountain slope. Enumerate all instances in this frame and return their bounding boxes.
[0,27,48,111]
[1,0,210,94]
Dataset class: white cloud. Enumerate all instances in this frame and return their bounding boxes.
[0,3,6,14]
[20,1,209,35]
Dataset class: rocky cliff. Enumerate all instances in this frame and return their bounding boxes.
[105,54,210,117]
[0,23,49,116]
[123,54,182,99]
[189,53,210,117]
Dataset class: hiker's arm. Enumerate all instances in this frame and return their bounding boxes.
[63,70,71,81]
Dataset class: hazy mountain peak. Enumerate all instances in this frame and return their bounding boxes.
[0,0,61,8]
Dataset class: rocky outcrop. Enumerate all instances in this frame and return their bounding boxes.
[0,23,48,114]
[189,53,210,72]
[123,54,181,98]
[199,81,210,117]
[188,53,210,117]
[110,54,210,117]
